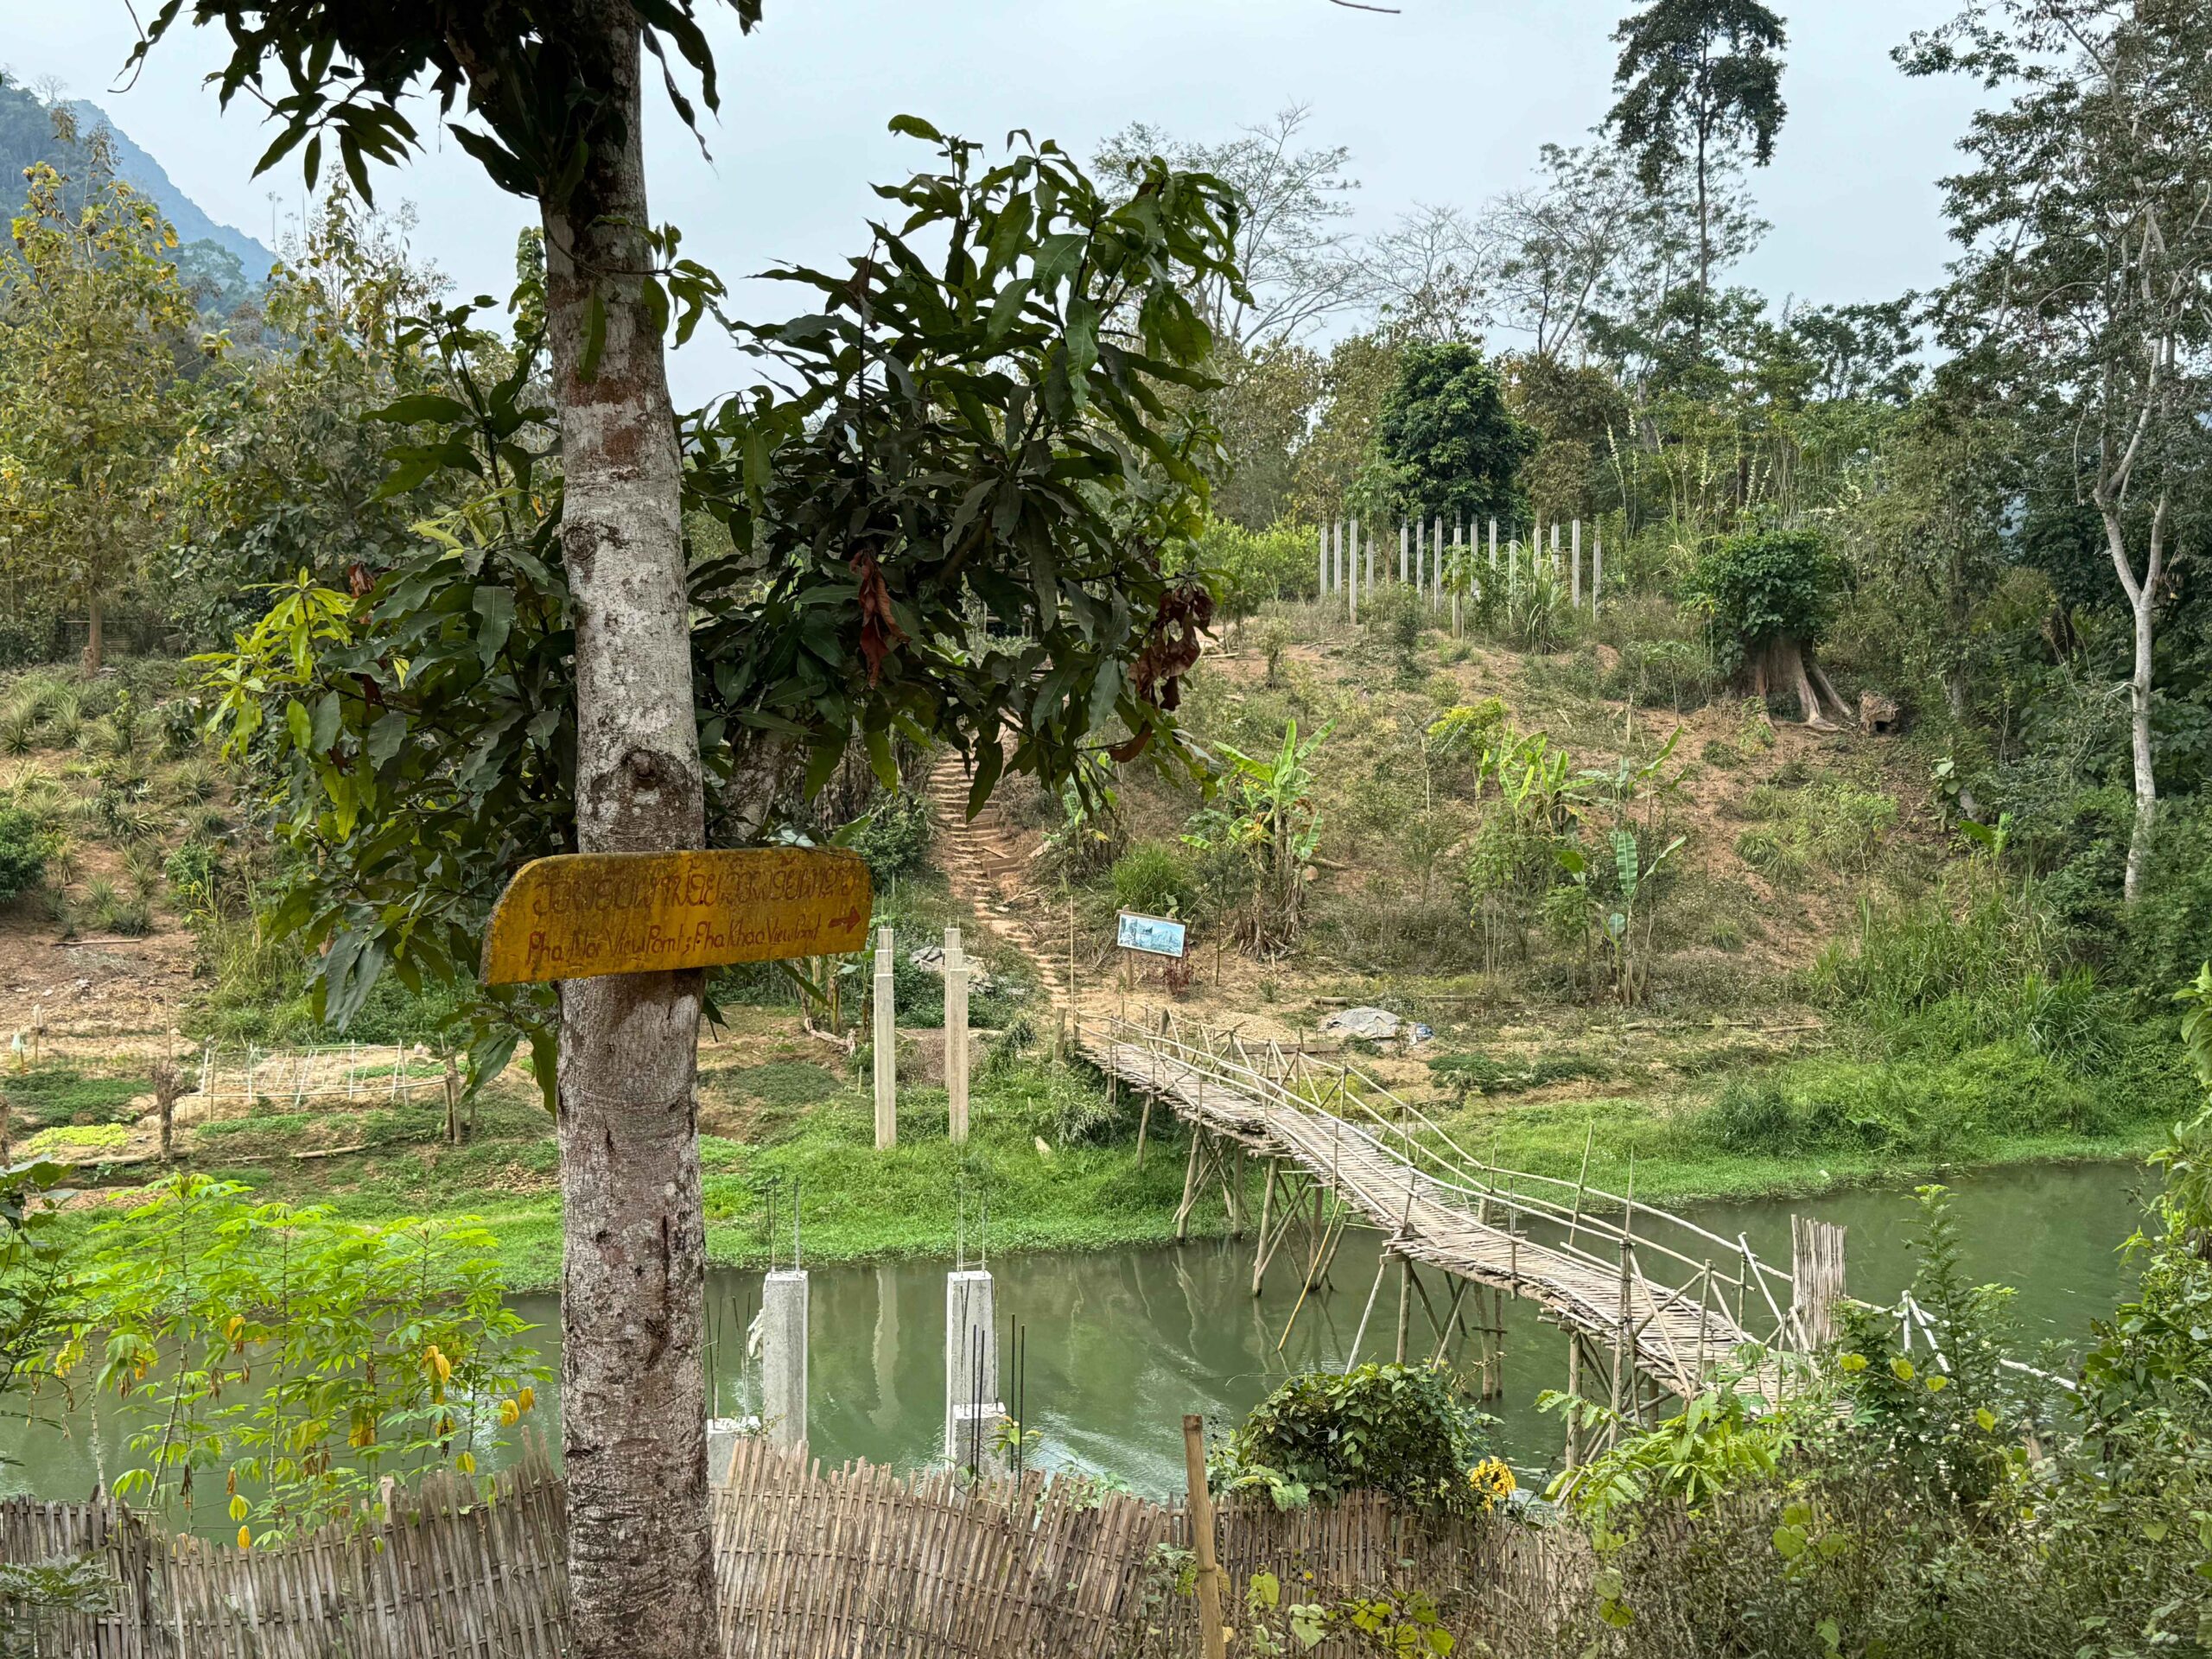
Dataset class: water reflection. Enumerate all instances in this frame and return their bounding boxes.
[0,1160,2152,1515]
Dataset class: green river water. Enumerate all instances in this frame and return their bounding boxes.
[0,1160,2152,1517]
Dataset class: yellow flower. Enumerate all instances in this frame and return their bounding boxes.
[423,1344,453,1383]
[456,1452,476,1476]
[518,1386,535,1414]
[1466,1457,1517,1512]
[499,1398,520,1427]
[237,1526,251,1551]
[228,1495,248,1523]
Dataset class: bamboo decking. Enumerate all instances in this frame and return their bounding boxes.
[1089,1014,1809,1405]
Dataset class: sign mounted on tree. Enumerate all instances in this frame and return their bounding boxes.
[1116,912,1188,959]
[482,849,872,985]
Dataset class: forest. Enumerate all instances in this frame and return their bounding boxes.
[2,0,2211,1654]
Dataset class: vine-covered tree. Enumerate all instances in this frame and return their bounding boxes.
[1689,525,1849,728]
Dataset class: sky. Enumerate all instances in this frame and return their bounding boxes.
[15,1,1987,406]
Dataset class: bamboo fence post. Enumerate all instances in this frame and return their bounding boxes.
[1183,1414,1228,1659]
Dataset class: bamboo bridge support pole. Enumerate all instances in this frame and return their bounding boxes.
[1347,1249,1392,1371]
[1565,1337,1585,1469]
[873,926,897,1150]
[1395,1257,1411,1364]
[1135,1090,1154,1169]
[1174,1130,1205,1242]
[1184,1414,1228,1659]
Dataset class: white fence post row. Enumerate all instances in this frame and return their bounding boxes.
[1571,518,1582,609]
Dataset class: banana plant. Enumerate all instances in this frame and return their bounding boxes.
[1558,826,1688,1003]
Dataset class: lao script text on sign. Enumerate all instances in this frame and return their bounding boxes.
[1116,911,1188,959]
[481,849,872,985]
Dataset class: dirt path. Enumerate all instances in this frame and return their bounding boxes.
[926,754,1073,1013]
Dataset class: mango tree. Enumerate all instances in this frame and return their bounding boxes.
[148,10,1242,1653]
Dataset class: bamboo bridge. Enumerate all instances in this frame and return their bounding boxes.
[1083,1010,1847,1430]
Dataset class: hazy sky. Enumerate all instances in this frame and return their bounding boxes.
[18,2,1985,405]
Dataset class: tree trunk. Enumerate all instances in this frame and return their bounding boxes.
[2123,579,2157,906]
[81,590,104,677]
[536,7,714,1656]
[1759,637,1835,729]
[2104,498,2163,906]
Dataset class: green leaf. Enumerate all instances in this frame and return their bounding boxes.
[887,114,945,143]
[472,588,516,668]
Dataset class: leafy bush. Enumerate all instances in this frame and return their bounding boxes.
[1188,517,1319,626]
[1217,1363,1491,1515]
[845,792,933,886]
[1686,525,1839,676]
[0,806,54,903]
[1110,840,1192,918]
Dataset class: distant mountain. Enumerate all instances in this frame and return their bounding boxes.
[0,76,276,315]
[58,99,276,279]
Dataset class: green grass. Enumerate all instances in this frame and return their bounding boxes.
[93,1012,2185,1292]
[1,1067,149,1130]
[1439,1031,2187,1209]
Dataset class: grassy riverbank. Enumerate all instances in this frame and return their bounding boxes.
[36,1007,2166,1290]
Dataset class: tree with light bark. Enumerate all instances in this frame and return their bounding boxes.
[1904,0,2212,903]
[143,12,1242,1658]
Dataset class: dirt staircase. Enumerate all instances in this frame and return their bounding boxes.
[925,753,1072,1014]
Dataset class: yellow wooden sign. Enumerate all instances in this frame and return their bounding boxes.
[480,848,873,985]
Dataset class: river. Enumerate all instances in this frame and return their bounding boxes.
[0,1160,2152,1516]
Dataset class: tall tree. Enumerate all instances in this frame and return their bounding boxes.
[0,139,194,671]
[1605,0,1788,324]
[149,11,1241,1654]
[137,8,765,1653]
[1371,342,1536,525]
[1906,0,2212,904]
[1096,103,1363,349]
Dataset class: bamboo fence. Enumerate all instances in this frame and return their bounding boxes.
[2,1442,1586,1658]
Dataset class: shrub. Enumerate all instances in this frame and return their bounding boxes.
[1217,1364,1491,1515]
[75,880,154,937]
[0,806,54,903]
[845,792,933,886]
[1686,525,1840,678]
[1109,841,1192,918]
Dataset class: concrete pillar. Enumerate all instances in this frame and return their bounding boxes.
[1571,519,1582,608]
[1592,524,1603,614]
[873,926,896,1149]
[1317,524,1327,598]
[761,1268,809,1450]
[944,1268,1005,1471]
[944,925,969,1144]
[1398,518,1408,585]
[1347,518,1359,624]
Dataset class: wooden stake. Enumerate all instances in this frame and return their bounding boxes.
[1183,1414,1227,1659]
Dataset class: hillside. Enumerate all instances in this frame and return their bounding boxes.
[1,594,2187,1286]
[0,76,274,311]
